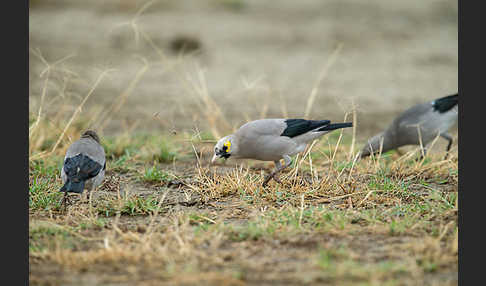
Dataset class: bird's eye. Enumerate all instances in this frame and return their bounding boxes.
[222,145,228,152]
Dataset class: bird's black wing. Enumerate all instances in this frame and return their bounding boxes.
[316,122,353,131]
[280,119,331,138]
[64,153,103,180]
[433,93,458,113]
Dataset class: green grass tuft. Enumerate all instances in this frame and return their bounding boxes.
[141,165,172,183]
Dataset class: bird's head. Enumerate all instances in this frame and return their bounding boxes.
[81,130,100,143]
[211,135,235,163]
[360,132,386,158]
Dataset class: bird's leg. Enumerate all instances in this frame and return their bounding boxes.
[88,188,93,206]
[61,192,70,212]
[281,155,292,171]
[80,190,89,204]
[272,176,282,184]
[88,186,95,214]
[440,133,453,159]
[262,156,292,187]
[271,161,283,184]
[262,160,281,187]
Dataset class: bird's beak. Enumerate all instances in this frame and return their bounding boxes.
[211,154,218,164]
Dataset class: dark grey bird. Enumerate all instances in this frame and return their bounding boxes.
[211,118,353,186]
[360,93,458,159]
[60,130,106,208]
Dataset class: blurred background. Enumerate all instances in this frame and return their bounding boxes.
[29,0,458,141]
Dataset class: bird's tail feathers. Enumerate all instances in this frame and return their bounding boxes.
[60,179,85,194]
[316,122,353,132]
[433,93,458,113]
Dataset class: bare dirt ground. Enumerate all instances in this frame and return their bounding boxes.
[29,0,457,139]
[29,0,458,285]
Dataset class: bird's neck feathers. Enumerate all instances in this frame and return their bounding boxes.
[365,132,394,155]
[81,132,100,143]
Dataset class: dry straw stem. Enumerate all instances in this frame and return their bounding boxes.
[190,140,202,168]
[110,0,203,139]
[179,64,230,139]
[140,28,169,64]
[106,0,159,49]
[389,131,443,171]
[437,221,455,242]
[112,0,188,73]
[30,48,77,78]
[288,139,319,184]
[29,68,50,139]
[355,190,376,208]
[232,75,271,123]
[49,69,116,155]
[345,151,361,184]
[107,0,183,73]
[348,100,358,160]
[366,135,385,172]
[415,124,426,159]
[330,112,349,181]
[304,42,343,119]
[298,194,305,228]
[29,49,77,139]
[97,56,149,132]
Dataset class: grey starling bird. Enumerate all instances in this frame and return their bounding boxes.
[360,93,458,159]
[60,130,106,208]
[211,118,353,186]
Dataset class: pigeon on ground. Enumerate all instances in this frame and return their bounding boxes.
[60,130,106,208]
[211,118,353,186]
[360,93,458,159]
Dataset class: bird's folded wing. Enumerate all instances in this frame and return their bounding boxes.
[64,154,103,180]
[280,119,331,138]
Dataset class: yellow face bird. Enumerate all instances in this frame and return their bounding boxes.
[223,141,231,153]
[211,136,233,163]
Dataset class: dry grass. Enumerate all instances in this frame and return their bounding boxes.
[29,101,458,285]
